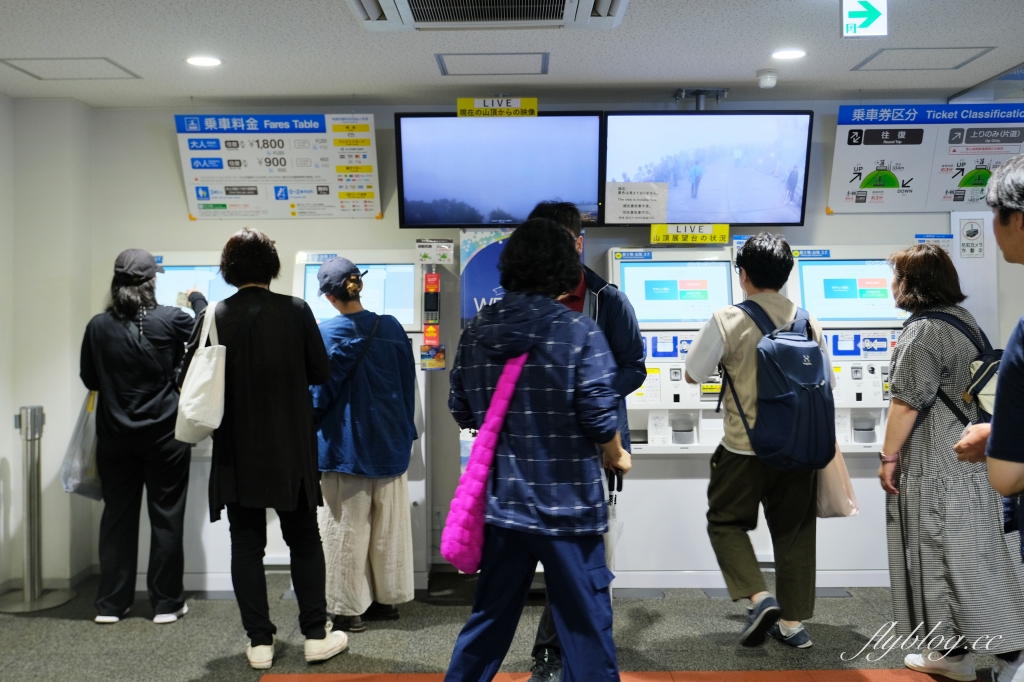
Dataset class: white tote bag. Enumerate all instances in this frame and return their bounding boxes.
[175,303,225,444]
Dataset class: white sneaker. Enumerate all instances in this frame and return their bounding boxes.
[304,630,348,662]
[994,651,1024,682]
[94,608,129,624]
[246,636,275,670]
[153,604,188,624]
[904,650,976,681]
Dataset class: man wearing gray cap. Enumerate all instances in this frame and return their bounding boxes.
[80,248,207,625]
[311,257,418,633]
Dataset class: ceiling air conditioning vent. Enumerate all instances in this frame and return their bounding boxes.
[346,0,629,31]
[410,0,565,23]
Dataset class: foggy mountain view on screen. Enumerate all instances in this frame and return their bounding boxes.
[398,115,600,226]
[606,114,811,224]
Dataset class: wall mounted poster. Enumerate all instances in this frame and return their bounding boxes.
[175,114,380,220]
[459,228,514,328]
[828,104,1024,213]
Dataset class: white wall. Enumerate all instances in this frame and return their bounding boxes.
[11,99,96,587]
[3,97,1024,587]
[0,94,15,591]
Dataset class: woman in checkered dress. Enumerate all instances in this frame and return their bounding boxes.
[880,244,1024,679]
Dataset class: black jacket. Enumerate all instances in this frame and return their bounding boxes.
[180,288,330,520]
[80,297,207,445]
[582,266,646,450]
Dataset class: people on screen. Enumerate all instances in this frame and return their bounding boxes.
[310,256,418,634]
[80,249,207,625]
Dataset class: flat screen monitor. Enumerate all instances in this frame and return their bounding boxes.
[156,266,236,316]
[797,259,907,322]
[303,263,416,325]
[395,112,602,228]
[619,260,733,324]
[605,111,813,226]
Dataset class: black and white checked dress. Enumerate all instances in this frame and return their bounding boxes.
[886,305,1024,652]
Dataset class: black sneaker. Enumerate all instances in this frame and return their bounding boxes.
[362,601,399,621]
[528,657,562,682]
[330,614,367,632]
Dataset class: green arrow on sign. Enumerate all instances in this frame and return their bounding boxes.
[849,0,882,28]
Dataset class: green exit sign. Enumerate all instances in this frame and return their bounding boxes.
[843,0,887,37]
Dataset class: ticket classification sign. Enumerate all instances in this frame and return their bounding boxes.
[827,104,1024,213]
[175,114,381,220]
[650,224,729,244]
[457,98,538,117]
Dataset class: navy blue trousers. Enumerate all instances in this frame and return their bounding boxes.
[445,525,619,682]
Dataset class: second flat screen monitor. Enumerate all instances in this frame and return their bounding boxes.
[304,263,415,325]
[620,261,733,324]
[605,112,813,226]
[396,113,601,227]
[797,259,907,322]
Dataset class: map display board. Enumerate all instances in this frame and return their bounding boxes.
[828,104,1024,213]
[175,114,380,220]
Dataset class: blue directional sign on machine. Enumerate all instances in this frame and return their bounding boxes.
[827,331,891,358]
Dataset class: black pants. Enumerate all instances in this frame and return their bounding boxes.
[532,600,561,663]
[95,435,190,616]
[226,488,327,646]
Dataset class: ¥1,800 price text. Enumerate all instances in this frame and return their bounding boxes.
[250,139,285,149]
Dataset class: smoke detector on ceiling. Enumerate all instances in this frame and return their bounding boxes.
[346,0,630,31]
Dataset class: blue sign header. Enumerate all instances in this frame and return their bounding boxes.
[838,104,1024,126]
[175,114,327,133]
[614,251,653,260]
[792,249,831,259]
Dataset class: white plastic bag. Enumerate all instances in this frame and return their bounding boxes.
[61,391,102,500]
[175,303,225,444]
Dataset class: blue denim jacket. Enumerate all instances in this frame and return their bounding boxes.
[312,311,417,477]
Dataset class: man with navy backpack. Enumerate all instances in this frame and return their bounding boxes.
[685,232,835,650]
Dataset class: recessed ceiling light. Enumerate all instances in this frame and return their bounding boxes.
[772,49,806,60]
[186,56,221,67]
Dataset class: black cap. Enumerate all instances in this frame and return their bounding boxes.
[317,257,366,297]
[114,249,164,283]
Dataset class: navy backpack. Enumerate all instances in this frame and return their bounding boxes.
[717,300,836,470]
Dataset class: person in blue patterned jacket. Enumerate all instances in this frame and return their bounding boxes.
[444,218,631,682]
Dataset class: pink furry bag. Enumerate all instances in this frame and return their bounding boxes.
[440,353,528,574]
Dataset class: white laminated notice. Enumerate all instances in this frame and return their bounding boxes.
[605,182,668,223]
[834,412,851,443]
[837,333,855,351]
[647,410,671,446]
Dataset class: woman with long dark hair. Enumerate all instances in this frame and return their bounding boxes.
[80,248,207,624]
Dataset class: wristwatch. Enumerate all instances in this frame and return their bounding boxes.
[879,452,899,463]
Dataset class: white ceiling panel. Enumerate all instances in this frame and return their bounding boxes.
[0,0,1021,107]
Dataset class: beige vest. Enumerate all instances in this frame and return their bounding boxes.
[712,292,824,454]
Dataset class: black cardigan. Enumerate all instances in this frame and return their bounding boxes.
[182,287,330,520]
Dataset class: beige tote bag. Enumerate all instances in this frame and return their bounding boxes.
[816,448,859,518]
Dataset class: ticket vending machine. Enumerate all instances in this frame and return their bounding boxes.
[782,245,909,586]
[137,251,244,590]
[293,250,432,590]
[604,247,743,588]
[606,247,740,456]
